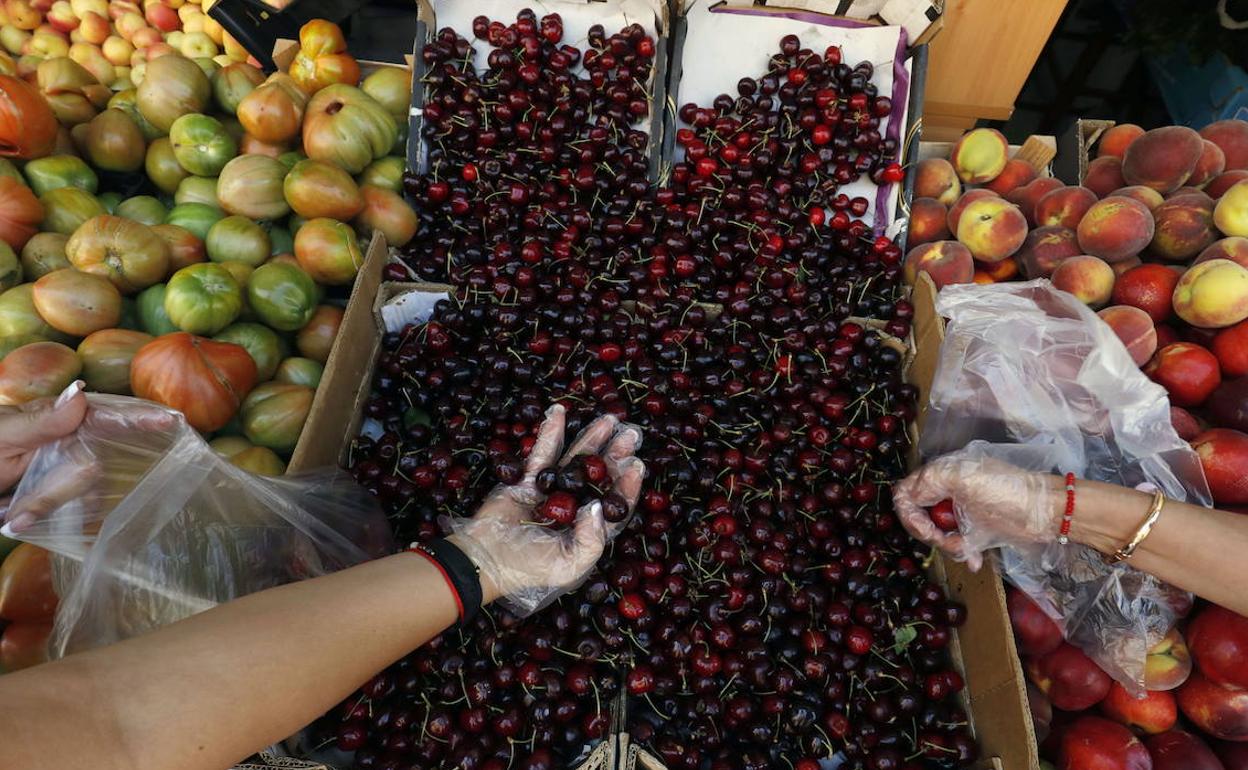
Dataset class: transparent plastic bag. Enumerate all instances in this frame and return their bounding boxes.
[3,388,393,659]
[918,279,1211,693]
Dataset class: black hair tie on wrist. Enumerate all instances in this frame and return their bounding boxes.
[407,538,483,626]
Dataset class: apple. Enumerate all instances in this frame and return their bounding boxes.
[1007,586,1063,656]
[1146,730,1225,770]
[76,9,105,43]
[102,35,133,65]
[0,25,30,53]
[46,0,78,32]
[176,2,199,21]
[1099,681,1177,734]
[1189,604,1248,689]
[25,31,68,57]
[130,25,160,47]
[1146,627,1193,691]
[1060,716,1152,770]
[5,0,41,30]
[1028,642,1113,711]
[1179,668,1248,741]
[143,0,178,32]
[69,0,105,18]
[114,10,145,39]
[144,40,173,59]
[179,29,214,57]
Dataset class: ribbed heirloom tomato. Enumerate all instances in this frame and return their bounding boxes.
[130,332,257,432]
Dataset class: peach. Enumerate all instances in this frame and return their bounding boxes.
[1035,185,1098,230]
[1060,716,1150,770]
[1173,258,1248,328]
[950,127,1009,185]
[1208,170,1248,199]
[1112,263,1181,322]
[1084,156,1125,198]
[1214,320,1248,377]
[1123,125,1205,192]
[1098,123,1145,159]
[1113,256,1143,276]
[1201,119,1248,171]
[1171,406,1202,440]
[1017,226,1080,279]
[1100,682,1177,735]
[1109,185,1165,210]
[1098,305,1157,366]
[1192,429,1248,505]
[1197,236,1248,269]
[1147,627,1195,691]
[1147,730,1226,770]
[906,197,949,247]
[913,157,960,206]
[1007,176,1065,226]
[977,256,1018,282]
[1215,179,1248,236]
[102,34,133,66]
[1028,643,1112,711]
[1150,192,1217,261]
[1052,255,1116,308]
[45,0,77,31]
[1007,586,1062,656]
[945,188,998,234]
[1179,668,1248,741]
[956,197,1027,263]
[1191,140,1229,187]
[903,241,974,289]
[984,158,1037,195]
[1145,342,1221,407]
[76,8,106,43]
[1076,196,1155,262]
[1188,604,1248,689]
[144,0,178,31]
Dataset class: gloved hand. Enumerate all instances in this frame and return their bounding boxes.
[1,382,88,531]
[892,450,1060,571]
[445,404,645,616]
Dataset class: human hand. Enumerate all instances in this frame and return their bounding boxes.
[0,382,88,531]
[445,404,645,616]
[892,452,1059,571]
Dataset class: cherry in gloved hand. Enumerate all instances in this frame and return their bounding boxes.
[443,404,645,617]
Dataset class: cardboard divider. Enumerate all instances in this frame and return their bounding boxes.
[1055,117,1116,186]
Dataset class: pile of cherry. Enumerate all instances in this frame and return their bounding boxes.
[321,11,974,770]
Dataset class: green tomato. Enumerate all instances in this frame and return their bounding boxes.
[164,263,242,335]
[277,150,305,172]
[135,283,179,336]
[0,242,19,292]
[206,215,269,267]
[246,262,317,332]
[117,297,141,331]
[40,187,107,235]
[241,381,313,454]
[170,113,237,177]
[19,233,70,280]
[0,285,73,349]
[115,195,168,227]
[97,192,122,214]
[287,213,308,236]
[108,87,164,141]
[356,156,405,193]
[175,175,219,206]
[274,356,323,388]
[266,225,293,256]
[213,321,288,381]
[0,158,23,185]
[165,202,225,241]
[145,136,190,196]
[23,155,98,197]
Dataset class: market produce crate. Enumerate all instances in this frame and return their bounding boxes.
[1054,117,1117,186]
[286,231,389,473]
[405,0,671,180]
[665,0,927,233]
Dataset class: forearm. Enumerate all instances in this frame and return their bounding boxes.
[0,552,481,770]
[1067,479,1248,615]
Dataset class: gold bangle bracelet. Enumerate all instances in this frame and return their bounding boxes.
[1106,490,1166,565]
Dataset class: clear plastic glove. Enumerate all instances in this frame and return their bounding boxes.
[444,404,645,617]
[893,449,1059,571]
[0,382,88,491]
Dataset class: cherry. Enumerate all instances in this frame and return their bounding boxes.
[536,492,577,526]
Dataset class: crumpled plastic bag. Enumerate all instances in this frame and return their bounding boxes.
[918,279,1211,694]
[3,387,393,659]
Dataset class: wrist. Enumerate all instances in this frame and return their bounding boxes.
[445,533,501,605]
[1066,479,1151,554]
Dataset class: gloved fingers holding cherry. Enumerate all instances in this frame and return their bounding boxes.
[893,450,1059,572]
[445,404,646,616]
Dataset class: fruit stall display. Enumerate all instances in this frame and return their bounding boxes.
[0,18,415,671]
[305,7,989,770]
[907,119,1248,769]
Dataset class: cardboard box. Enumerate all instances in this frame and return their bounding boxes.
[1054,117,1116,186]
[406,0,671,181]
[714,0,944,45]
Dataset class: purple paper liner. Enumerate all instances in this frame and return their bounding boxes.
[710,5,912,236]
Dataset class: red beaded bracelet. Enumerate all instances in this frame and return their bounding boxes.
[1058,472,1076,545]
